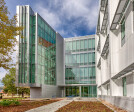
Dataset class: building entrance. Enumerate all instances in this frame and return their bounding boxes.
[81,86,97,97]
[65,86,79,97]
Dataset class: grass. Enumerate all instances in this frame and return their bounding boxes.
[56,101,114,112]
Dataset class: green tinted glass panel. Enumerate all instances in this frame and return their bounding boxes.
[84,39,88,49]
[80,40,84,50]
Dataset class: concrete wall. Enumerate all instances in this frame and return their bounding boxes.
[99,95,134,112]
[56,33,64,85]
[96,0,134,111]
[41,85,62,98]
[110,1,134,78]
[30,87,42,98]
[30,85,62,98]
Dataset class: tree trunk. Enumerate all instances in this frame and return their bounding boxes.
[22,92,24,98]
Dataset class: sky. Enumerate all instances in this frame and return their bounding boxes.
[0,0,99,80]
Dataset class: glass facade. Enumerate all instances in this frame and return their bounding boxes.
[18,6,56,85]
[37,15,56,85]
[81,86,97,97]
[18,6,29,83]
[65,38,95,52]
[65,86,79,97]
[65,86,97,97]
[29,14,36,83]
[65,37,96,84]
[65,37,96,97]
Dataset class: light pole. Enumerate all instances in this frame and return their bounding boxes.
[17,88,18,96]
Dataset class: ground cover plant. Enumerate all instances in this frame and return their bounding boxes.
[0,99,20,106]
[0,99,60,112]
[56,101,114,112]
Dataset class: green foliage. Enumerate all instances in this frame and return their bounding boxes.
[0,0,23,69]
[0,99,21,106]
[2,67,30,97]
[13,100,21,105]
[2,68,17,95]
[11,99,21,105]
[0,99,12,106]
[18,87,30,97]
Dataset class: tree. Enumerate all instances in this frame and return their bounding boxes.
[18,87,30,97]
[2,68,17,97]
[2,67,30,97]
[0,0,23,69]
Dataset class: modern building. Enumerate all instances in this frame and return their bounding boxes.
[16,5,97,98]
[96,0,134,111]
[64,36,97,97]
[16,0,134,111]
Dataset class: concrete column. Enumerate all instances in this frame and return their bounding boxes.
[79,86,81,97]
[64,87,65,97]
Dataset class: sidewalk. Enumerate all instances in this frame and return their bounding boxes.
[26,99,72,112]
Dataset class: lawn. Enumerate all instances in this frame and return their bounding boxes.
[56,101,114,112]
[0,99,60,112]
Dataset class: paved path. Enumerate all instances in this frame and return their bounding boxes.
[26,99,72,112]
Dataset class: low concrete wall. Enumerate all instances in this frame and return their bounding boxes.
[42,85,62,98]
[98,95,134,112]
[30,87,42,98]
[30,85,62,98]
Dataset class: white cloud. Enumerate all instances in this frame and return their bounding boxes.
[34,0,99,37]
[61,0,98,29]
[35,5,61,29]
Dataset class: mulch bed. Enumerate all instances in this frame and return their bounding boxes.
[0,99,60,112]
[56,101,114,112]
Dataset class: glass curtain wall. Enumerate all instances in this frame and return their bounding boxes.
[65,86,79,97]
[29,11,36,83]
[37,15,56,85]
[19,6,29,83]
[65,38,96,84]
[18,7,56,85]
[81,86,97,97]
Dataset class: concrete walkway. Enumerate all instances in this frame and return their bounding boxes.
[26,99,72,112]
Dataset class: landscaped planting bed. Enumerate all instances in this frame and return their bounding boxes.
[56,101,114,112]
[0,99,60,112]
[99,99,127,112]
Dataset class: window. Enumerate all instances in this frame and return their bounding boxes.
[80,54,84,64]
[84,53,88,64]
[88,53,92,64]
[121,18,125,46]
[72,41,76,51]
[92,39,95,50]
[69,41,72,51]
[84,39,88,50]
[122,77,127,96]
[92,52,95,64]
[80,40,84,50]
[88,39,92,49]
[76,40,80,51]
[76,54,80,64]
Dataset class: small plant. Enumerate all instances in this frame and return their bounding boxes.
[0,99,21,106]
[0,100,12,106]
[14,101,21,105]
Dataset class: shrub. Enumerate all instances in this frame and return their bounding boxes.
[0,100,12,106]
[12,100,21,106]
[0,99,21,106]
